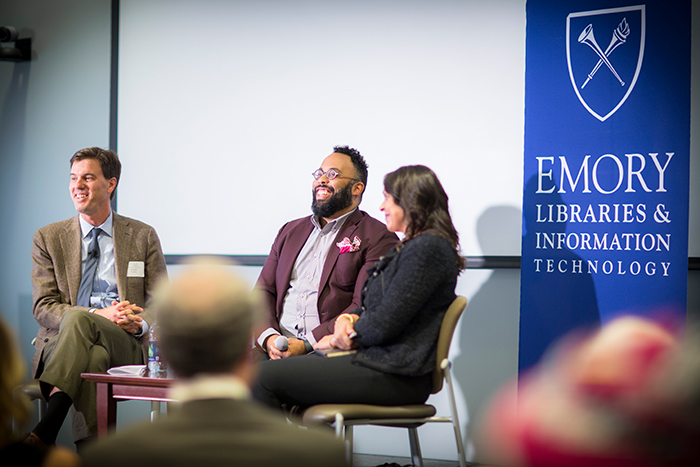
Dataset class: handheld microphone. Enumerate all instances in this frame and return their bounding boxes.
[274,335,289,351]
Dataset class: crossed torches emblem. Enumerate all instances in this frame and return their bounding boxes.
[578,18,630,89]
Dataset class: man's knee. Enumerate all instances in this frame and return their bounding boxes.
[86,345,110,372]
[59,309,93,331]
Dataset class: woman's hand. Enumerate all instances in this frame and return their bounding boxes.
[313,334,334,350]
[329,314,358,351]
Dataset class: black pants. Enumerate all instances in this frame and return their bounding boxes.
[252,353,433,410]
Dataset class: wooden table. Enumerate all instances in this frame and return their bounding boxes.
[81,372,176,437]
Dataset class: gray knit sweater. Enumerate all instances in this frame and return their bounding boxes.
[351,233,459,376]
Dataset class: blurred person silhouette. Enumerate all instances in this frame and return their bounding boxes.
[479,314,700,467]
[0,315,78,466]
[81,261,346,467]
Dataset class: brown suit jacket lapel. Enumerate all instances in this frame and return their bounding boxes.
[61,216,83,305]
[112,212,132,302]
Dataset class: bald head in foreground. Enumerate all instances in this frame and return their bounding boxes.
[82,262,346,467]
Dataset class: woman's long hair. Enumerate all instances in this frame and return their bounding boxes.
[0,316,28,445]
[384,165,465,270]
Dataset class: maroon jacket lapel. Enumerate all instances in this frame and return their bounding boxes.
[318,209,363,296]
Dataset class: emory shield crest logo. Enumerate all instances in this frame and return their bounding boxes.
[567,5,645,121]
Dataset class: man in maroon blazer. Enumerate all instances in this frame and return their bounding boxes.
[255,146,398,359]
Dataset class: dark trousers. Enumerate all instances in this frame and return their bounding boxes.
[252,353,433,410]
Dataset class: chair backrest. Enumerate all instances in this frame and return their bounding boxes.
[431,295,468,394]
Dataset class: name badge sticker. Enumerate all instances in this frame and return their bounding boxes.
[127,261,145,278]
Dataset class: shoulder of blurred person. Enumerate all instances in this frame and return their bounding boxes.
[80,397,346,467]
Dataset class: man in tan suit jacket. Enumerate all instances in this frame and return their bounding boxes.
[82,262,347,467]
[26,147,167,446]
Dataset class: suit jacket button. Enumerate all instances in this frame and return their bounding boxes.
[44,338,49,343]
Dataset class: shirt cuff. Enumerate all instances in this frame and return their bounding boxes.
[257,328,281,350]
[135,321,149,339]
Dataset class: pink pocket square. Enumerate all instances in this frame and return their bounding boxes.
[337,236,361,254]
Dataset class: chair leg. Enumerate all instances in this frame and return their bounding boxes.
[345,425,354,466]
[332,413,353,466]
[444,361,467,467]
[333,412,344,438]
[37,398,47,419]
[150,401,161,422]
[407,427,424,467]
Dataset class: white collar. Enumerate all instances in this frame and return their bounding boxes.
[79,211,113,238]
[168,374,250,403]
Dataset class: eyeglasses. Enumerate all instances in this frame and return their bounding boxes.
[312,168,357,181]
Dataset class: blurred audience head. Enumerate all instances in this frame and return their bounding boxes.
[151,260,262,380]
[480,315,700,467]
[0,315,28,445]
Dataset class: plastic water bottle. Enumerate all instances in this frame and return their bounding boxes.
[147,321,168,378]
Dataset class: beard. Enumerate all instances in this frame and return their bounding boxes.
[311,181,354,218]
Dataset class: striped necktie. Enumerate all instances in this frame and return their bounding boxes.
[77,227,102,307]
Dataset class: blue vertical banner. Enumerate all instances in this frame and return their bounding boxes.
[519,0,691,372]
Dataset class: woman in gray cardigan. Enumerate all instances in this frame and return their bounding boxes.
[253,165,465,408]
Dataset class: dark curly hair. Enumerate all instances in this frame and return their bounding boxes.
[69,147,121,200]
[384,165,465,269]
[333,145,368,189]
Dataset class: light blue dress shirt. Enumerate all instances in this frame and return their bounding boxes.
[79,212,147,337]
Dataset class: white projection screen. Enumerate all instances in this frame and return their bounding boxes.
[117,0,526,257]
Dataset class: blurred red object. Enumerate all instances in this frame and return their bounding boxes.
[479,316,700,467]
